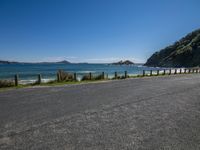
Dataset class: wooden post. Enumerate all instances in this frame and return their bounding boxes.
[157,70,159,76]
[189,69,191,73]
[115,72,117,79]
[125,71,127,78]
[14,74,19,86]
[102,72,105,79]
[169,69,171,75]
[57,72,60,82]
[58,70,62,81]
[184,69,186,74]
[174,69,177,74]
[180,69,182,74]
[89,72,92,80]
[150,70,152,76]
[163,69,166,75]
[143,70,145,76]
[74,73,77,81]
[38,74,42,84]
[196,69,198,73]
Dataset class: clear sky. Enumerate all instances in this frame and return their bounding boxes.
[0,0,200,63]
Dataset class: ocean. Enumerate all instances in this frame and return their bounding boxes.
[0,63,160,84]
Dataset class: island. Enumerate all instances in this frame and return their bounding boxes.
[55,60,71,64]
[112,60,134,65]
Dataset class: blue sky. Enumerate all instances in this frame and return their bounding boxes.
[0,0,200,63]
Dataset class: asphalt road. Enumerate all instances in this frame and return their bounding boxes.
[1,74,200,150]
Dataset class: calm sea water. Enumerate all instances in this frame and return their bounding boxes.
[0,63,160,84]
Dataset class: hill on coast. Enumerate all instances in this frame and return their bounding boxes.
[145,28,200,67]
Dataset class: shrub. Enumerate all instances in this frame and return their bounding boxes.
[94,74,104,80]
[120,76,126,79]
[57,70,74,81]
[81,73,104,81]
[81,74,91,81]
[0,80,14,88]
[112,75,129,80]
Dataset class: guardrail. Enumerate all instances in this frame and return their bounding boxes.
[142,68,200,76]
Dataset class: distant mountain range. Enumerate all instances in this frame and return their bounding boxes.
[0,60,137,65]
[0,60,71,64]
[145,28,200,67]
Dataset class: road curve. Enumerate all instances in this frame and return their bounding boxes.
[0,74,200,149]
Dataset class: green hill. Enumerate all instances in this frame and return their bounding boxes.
[145,28,200,67]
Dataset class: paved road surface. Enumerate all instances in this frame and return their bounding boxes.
[1,74,200,150]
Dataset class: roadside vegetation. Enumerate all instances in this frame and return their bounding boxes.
[0,80,14,88]
[0,68,199,91]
